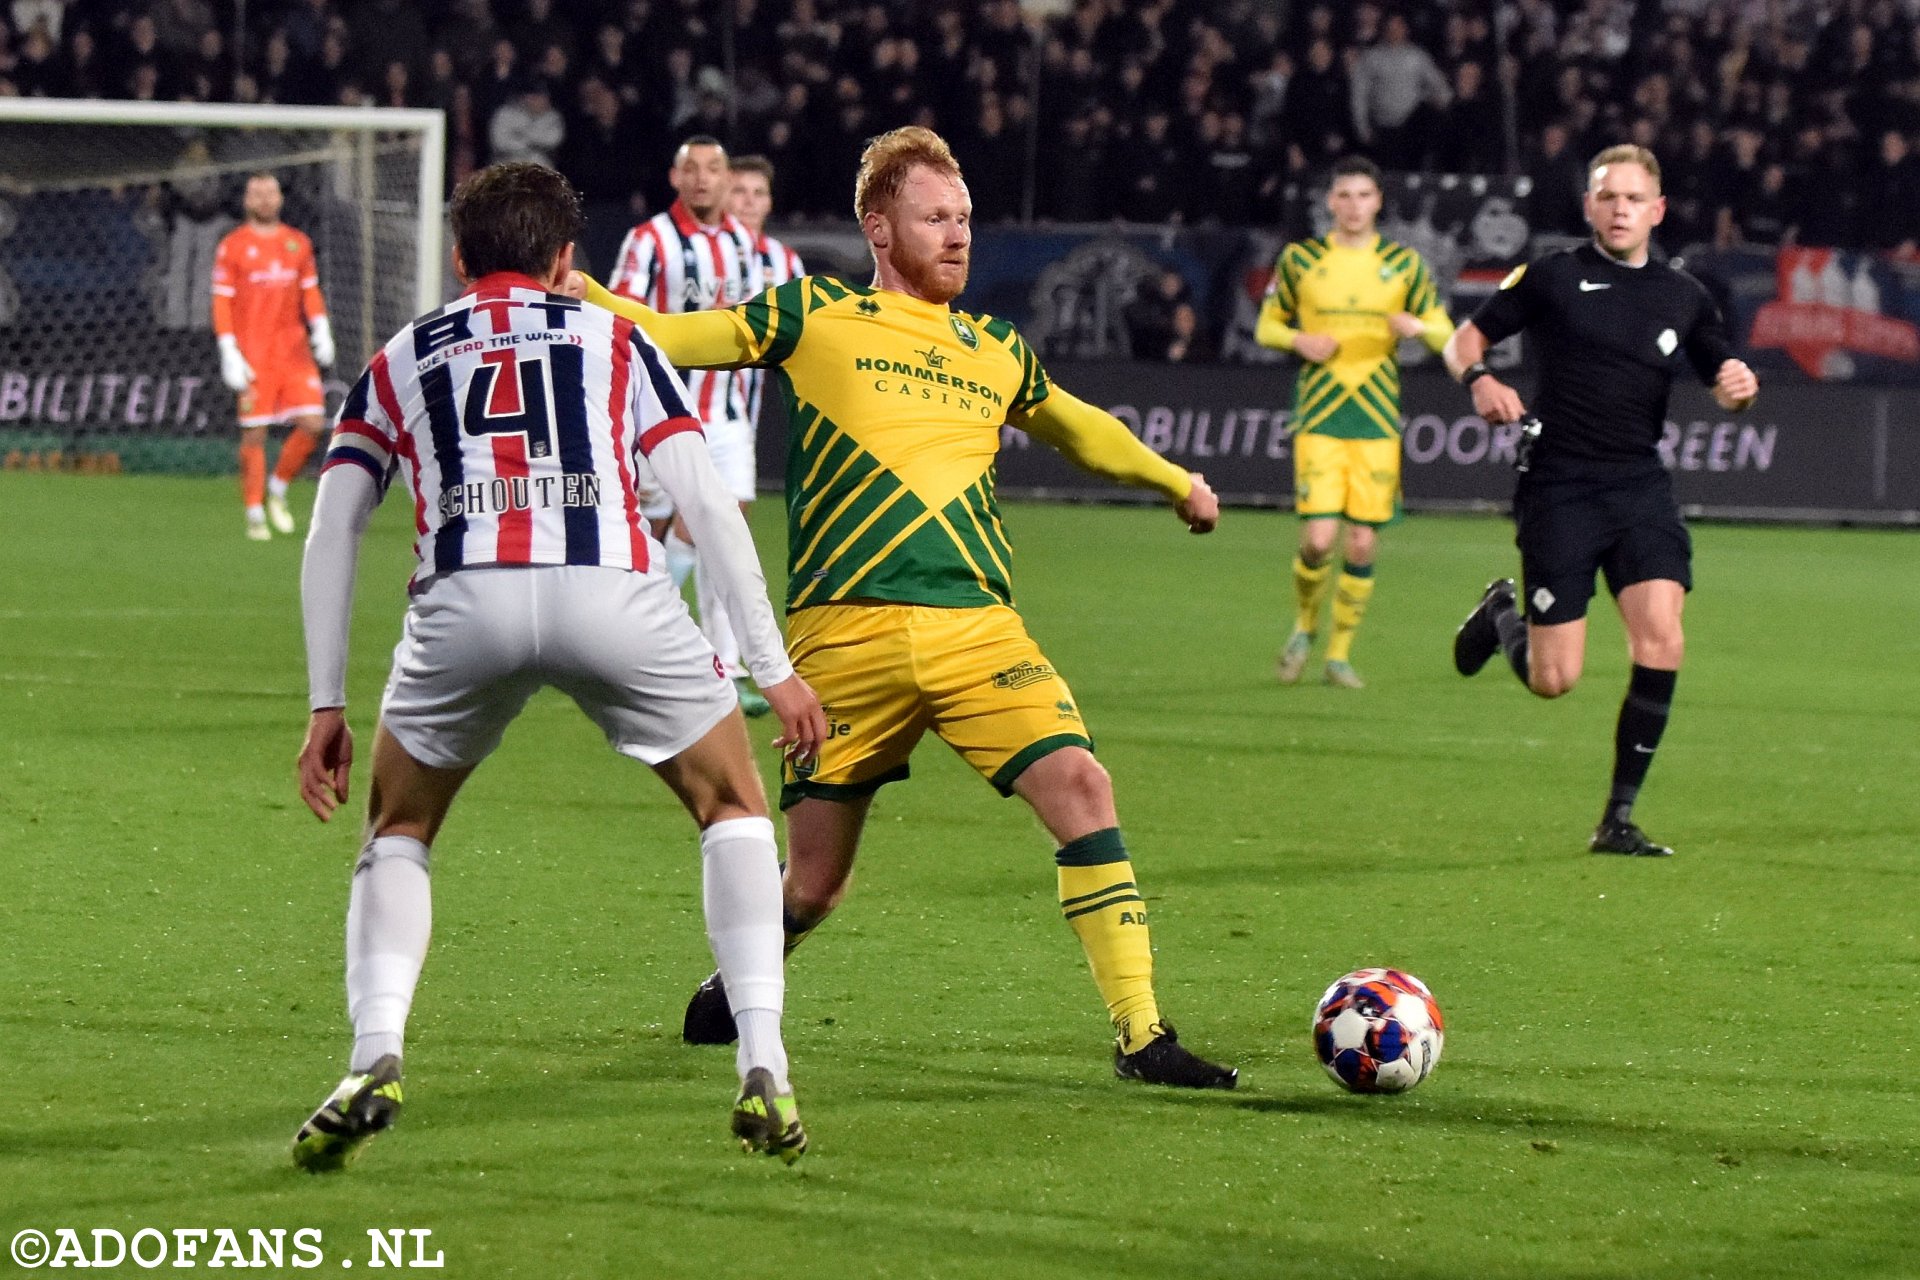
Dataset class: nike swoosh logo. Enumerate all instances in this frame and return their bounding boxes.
[1579,280,1610,292]
[1632,744,1656,754]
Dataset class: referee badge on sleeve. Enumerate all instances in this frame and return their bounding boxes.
[1656,329,1678,356]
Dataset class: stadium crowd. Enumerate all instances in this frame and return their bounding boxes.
[2,0,1916,251]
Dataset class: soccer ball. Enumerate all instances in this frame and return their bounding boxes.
[1312,967,1445,1093]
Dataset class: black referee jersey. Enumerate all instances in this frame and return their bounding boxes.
[1470,242,1738,483]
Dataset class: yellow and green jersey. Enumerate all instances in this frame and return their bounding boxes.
[1259,234,1453,439]
[728,276,1050,611]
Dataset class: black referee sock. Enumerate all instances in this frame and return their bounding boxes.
[1494,599,1530,684]
[1605,664,1678,824]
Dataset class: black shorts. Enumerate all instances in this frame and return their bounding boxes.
[1512,473,1691,625]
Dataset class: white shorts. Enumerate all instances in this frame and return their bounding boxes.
[379,565,738,770]
[704,416,757,504]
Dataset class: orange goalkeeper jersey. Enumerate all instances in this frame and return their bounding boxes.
[211,223,326,367]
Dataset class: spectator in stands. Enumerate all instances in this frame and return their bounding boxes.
[1787,122,1861,248]
[1351,12,1453,171]
[1433,60,1502,173]
[12,20,61,96]
[489,77,563,169]
[1711,126,1765,248]
[1119,106,1186,224]
[1523,119,1589,238]
[1201,109,1259,227]
[512,0,576,68]
[63,23,109,98]
[1662,118,1726,251]
[1278,36,1349,176]
[1125,267,1210,363]
[1731,161,1800,249]
[1858,128,1920,254]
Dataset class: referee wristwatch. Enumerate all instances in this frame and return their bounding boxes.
[1459,361,1493,387]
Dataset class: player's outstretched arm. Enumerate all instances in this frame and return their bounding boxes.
[1443,321,1525,424]
[1713,358,1759,412]
[298,463,379,821]
[568,272,756,370]
[1017,387,1217,532]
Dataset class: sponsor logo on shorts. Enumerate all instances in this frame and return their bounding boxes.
[1055,699,1079,720]
[991,660,1055,689]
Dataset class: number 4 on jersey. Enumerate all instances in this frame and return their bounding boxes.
[464,349,554,458]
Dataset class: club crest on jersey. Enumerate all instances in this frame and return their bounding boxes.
[950,315,979,351]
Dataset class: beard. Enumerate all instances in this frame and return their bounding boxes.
[892,240,970,304]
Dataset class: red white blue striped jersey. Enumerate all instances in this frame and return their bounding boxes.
[321,271,703,588]
[736,231,804,427]
[608,200,762,426]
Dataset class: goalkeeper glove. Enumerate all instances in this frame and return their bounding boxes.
[216,334,254,392]
[309,315,336,368]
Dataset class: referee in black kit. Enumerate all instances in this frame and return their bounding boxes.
[1442,143,1760,858]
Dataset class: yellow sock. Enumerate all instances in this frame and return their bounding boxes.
[1057,828,1160,1052]
[1292,555,1332,636]
[1326,566,1376,662]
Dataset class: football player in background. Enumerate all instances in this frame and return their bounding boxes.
[212,172,335,541]
[610,137,773,717]
[1257,156,1455,688]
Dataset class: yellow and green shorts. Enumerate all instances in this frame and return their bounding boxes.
[1293,433,1402,525]
[779,602,1091,808]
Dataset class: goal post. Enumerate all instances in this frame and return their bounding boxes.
[0,100,444,473]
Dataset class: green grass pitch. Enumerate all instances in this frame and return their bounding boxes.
[2,471,1915,1279]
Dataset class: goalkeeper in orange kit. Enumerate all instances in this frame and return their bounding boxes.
[211,172,335,541]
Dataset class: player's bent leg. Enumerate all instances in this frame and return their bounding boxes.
[239,424,270,539]
[268,417,326,533]
[676,794,868,1046]
[1324,521,1377,688]
[295,729,472,1172]
[1012,748,1237,1090]
[1523,620,1587,698]
[1279,518,1339,682]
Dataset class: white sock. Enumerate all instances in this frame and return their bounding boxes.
[346,835,432,1072]
[700,816,788,1092]
[268,475,290,499]
[665,530,697,591]
[246,503,265,521]
[694,562,745,679]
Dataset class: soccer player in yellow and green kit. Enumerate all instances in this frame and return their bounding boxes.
[1257,156,1454,688]
[572,125,1237,1089]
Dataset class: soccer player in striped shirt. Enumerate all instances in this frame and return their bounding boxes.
[726,154,804,444]
[1257,156,1455,688]
[610,136,774,718]
[211,172,336,541]
[289,163,827,1171]
[576,126,1238,1089]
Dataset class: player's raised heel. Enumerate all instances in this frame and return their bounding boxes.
[291,1054,403,1172]
[1113,1020,1238,1090]
[682,970,738,1045]
[1453,578,1516,676]
[1590,819,1674,857]
[732,1066,808,1163]
[1275,630,1314,684]
[734,678,772,718]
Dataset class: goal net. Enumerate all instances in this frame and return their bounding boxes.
[0,100,444,473]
